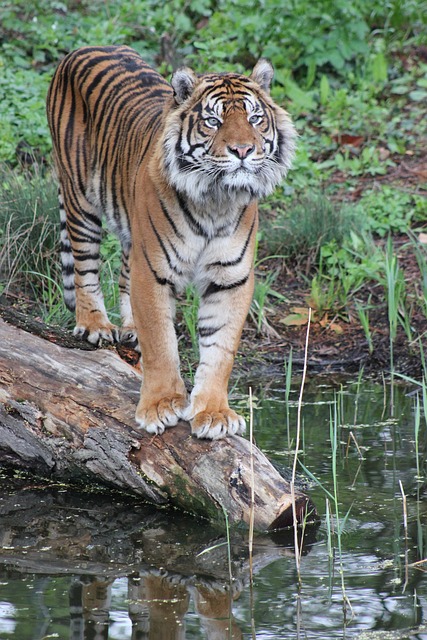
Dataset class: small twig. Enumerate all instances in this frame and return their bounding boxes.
[248,387,256,640]
[409,558,427,568]
[248,387,255,578]
[399,479,409,592]
[399,479,408,537]
[348,431,364,460]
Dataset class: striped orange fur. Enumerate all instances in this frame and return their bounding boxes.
[47,46,296,439]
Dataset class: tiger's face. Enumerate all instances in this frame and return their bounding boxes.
[161,60,296,203]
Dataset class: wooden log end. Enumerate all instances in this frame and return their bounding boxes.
[268,494,318,531]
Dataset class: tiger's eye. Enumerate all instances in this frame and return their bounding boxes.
[249,114,263,125]
[205,117,221,128]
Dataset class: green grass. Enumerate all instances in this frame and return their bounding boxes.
[180,285,200,359]
[0,167,121,327]
[0,0,426,370]
[259,193,360,264]
[0,168,59,300]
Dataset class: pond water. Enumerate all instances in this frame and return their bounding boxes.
[0,376,426,639]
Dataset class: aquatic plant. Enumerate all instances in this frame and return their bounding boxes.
[383,235,407,411]
[291,308,311,580]
[355,300,374,355]
[284,347,293,451]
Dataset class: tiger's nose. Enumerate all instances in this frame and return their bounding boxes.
[227,144,255,159]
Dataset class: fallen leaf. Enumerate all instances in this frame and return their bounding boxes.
[319,314,329,328]
[290,306,311,314]
[419,233,427,245]
[332,133,364,147]
[378,147,391,161]
[281,313,309,326]
[330,322,344,334]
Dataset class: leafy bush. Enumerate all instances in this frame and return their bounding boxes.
[0,0,425,165]
[359,186,427,236]
[0,65,51,162]
[190,0,426,95]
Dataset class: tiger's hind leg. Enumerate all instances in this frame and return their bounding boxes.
[118,244,138,349]
[59,180,119,345]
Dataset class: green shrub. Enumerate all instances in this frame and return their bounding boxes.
[359,185,427,236]
[259,193,360,261]
[1,0,425,166]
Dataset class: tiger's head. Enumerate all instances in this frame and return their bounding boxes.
[160,60,296,204]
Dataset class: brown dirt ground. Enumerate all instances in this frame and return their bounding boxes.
[237,161,427,379]
[2,76,426,380]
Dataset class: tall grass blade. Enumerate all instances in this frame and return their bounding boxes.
[292,307,311,580]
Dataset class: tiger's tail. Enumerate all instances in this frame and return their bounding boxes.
[58,187,76,312]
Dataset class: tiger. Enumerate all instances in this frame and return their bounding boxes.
[46,45,296,440]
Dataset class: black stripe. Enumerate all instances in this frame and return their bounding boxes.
[233,205,250,232]
[176,192,209,237]
[73,252,99,262]
[75,268,98,276]
[209,217,255,268]
[160,199,184,241]
[61,264,74,276]
[142,246,175,290]
[198,325,224,337]
[203,274,250,297]
[274,129,284,162]
[148,213,183,275]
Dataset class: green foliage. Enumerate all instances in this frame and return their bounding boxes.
[0,64,51,161]
[99,232,122,324]
[0,167,65,317]
[250,268,286,337]
[358,186,427,237]
[260,193,359,261]
[190,0,426,82]
[180,285,200,359]
[0,0,426,343]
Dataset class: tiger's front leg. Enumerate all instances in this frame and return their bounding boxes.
[131,249,188,435]
[183,271,255,440]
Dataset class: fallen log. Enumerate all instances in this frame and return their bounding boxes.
[0,313,316,530]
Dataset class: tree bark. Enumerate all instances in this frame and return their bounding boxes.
[0,313,316,531]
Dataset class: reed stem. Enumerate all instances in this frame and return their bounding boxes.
[292,307,311,580]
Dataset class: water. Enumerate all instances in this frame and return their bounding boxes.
[0,377,426,639]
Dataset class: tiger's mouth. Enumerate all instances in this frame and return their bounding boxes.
[208,155,265,175]
[165,146,285,203]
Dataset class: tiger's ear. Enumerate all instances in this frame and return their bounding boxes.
[250,59,274,93]
[171,67,197,104]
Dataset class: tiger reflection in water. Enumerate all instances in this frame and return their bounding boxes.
[70,573,243,639]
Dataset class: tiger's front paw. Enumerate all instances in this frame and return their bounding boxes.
[190,409,246,440]
[74,321,119,345]
[135,394,188,435]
